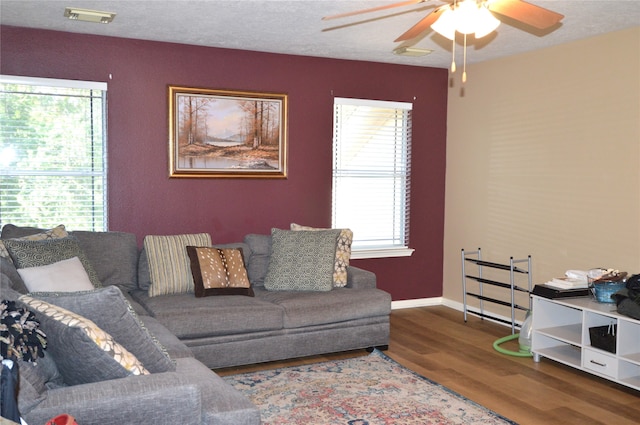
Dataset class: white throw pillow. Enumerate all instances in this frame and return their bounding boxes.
[17,256,94,292]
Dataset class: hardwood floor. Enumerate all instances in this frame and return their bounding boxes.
[216,306,639,424]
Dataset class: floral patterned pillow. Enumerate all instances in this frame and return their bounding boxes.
[290,223,353,287]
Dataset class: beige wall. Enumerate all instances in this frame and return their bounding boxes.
[443,27,640,317]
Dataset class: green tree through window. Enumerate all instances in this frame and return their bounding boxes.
[0,76,107,230]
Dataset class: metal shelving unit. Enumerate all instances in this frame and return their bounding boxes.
[461,248,532,334]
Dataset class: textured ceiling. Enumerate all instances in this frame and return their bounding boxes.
[1,0,639,68]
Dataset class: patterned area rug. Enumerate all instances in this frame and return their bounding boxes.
[224,350,517,425]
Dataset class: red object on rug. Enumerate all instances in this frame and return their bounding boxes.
[45,414,78,425]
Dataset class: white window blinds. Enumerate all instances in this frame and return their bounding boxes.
[332,97,412,257]
[0,76,108,231]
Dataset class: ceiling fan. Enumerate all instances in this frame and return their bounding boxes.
[323,0,564,83]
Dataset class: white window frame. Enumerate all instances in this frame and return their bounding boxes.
[332,97,414,259]
[0,75,108,230]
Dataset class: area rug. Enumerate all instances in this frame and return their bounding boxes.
[223,350,517,425]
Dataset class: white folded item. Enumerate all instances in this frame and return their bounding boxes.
[565,270,589,281]
[545,277,589,289]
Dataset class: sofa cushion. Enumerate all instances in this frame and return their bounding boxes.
[264,228,340,292]
[16,354,65,414]
[18,295,149,386]
[30,286,175,374]
[129,290,284,339]
[17,257,94,293]
[290,223,353,287]
[0,224,68,261]
[254,286,392,328]
[187,246,254,297]
[1,225,139,292]
[243,234,271,287]
[71,230,139,292]
[138,315,194,360]
[4,237,101,288]
[1,256,28,294]
[137,248,153,291]
[144,233,212,297]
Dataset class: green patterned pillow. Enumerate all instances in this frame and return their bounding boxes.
[4,237,102,288]
[144,233,212,297]
[264,228,340,292]
[0,224,68,260]
[290,223,353,287]
[19,295,149,386]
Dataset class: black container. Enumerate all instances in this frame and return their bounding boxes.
[589,324,617,354]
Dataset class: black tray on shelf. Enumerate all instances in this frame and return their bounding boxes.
[532,284,590,299]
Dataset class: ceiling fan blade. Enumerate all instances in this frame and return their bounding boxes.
[487,0,564,30]
[322,0,428,21]
[394,7,447,42]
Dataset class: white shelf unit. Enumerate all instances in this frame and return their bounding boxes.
[532,295,640,391]
[461,248,532,334]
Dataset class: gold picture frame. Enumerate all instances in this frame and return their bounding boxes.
[169,85,288,178]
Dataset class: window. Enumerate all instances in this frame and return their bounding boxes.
[0,76,107,231]
[332,97,413,259]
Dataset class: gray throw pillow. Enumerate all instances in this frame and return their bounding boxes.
[263,228,340,292]
[31,286,175,374]
[18,295,149,386]
[3,237,101,288]
[71,231,139,291]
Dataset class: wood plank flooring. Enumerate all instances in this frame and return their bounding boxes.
[216,306,639,425]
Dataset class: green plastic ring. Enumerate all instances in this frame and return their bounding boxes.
[493,333,533,357]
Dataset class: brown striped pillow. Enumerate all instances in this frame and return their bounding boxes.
[144,233,212,297]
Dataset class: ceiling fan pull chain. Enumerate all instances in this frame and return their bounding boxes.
[451,0,457,74]
[462,33,468,84]
[451,37,456,73]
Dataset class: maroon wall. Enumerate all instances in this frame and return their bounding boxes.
[1,25,447,301]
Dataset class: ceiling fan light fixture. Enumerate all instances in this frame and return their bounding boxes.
[455,0,480,35]
[474,6,500,38]
[430,8,456,40]
[430,0,501,85]
[431,1,500,38]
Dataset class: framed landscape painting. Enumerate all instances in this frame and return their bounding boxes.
[169,85,288,178]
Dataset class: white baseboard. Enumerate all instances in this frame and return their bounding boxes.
[391,297,443,310]
[391,297,520,328]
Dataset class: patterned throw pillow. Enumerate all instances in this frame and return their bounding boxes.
[3,237,102,288]
[0,224,68,260]
[31,286,175,374]
[290,223,353,287]
[144,233,212,297]
[264,228,340,292]
[186,246,254,297]
[19,295,149,386]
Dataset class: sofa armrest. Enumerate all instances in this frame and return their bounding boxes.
[346,266,377,289]
[25,372,202,425]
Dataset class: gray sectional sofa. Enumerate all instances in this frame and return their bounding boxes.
[0,225,391,425]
